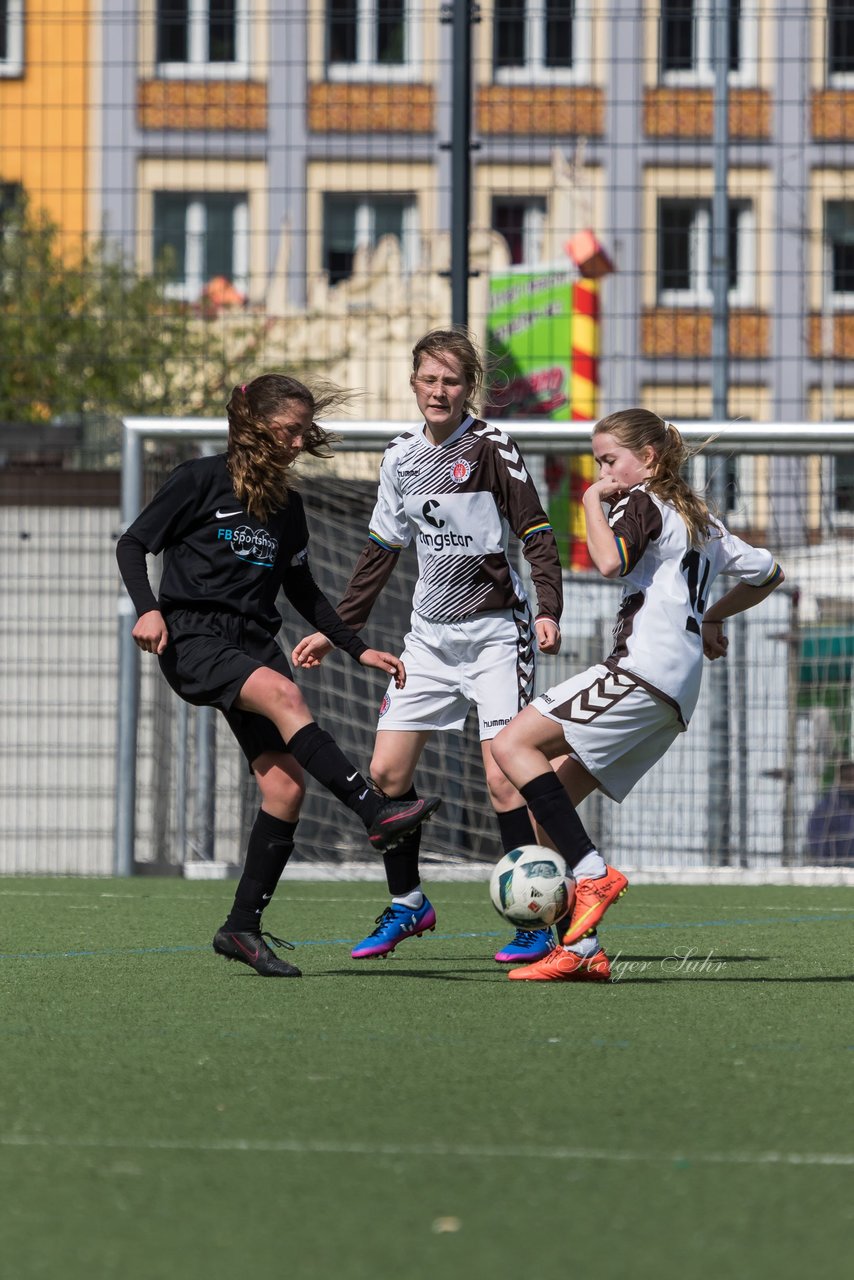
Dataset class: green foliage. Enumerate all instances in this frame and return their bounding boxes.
[0,193,260,424]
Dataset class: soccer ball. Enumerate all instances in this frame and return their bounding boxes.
[489,845,575,928]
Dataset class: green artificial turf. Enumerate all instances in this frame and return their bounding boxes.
[1,878,852,1280]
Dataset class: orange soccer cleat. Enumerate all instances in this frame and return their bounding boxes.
[507,946,611,982]
[561,865,629,945]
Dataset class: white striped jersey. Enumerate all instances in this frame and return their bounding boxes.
[335,415,563,628]
[605,483,782,723]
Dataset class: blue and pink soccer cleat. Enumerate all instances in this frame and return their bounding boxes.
[351,898,437,958]
[494,927,556,964]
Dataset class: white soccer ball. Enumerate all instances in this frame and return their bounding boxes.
[489,845,575,928]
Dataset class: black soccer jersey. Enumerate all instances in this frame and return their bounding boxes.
[335,415,563,628]
[116,452,366,659]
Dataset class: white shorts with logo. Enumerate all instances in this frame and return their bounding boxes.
[377,606,535,741]
[532,663,684,802]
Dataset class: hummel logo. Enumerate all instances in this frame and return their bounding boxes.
[216,508,243,519]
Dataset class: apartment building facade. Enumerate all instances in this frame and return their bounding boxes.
[3,3,854,441]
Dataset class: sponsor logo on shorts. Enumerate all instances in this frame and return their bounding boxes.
[379,693,391,718]
[449,459,472,484]
[482,717,510,729]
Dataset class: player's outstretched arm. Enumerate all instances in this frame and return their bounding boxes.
[701,569,785,660]
[358,648,406,689]
[292,631,335,669]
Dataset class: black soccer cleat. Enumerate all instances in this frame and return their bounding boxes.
[367,795,442,852]
[212,928,302,978]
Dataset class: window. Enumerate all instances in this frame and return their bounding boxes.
[153,192,248,301]
[828,0,854,80]
[835,454,854,513]
[327,0,410,78]
[493,1,589,81]
[657,197,754,306]
[156,0,248,75]
[825,201,854,302]
[323,195,417,285]
[659,0,751,84]
[0,180,23,221]
[492,197,547,265]
[0,0,23,76]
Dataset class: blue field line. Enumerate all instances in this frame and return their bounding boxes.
[0,912,851,961]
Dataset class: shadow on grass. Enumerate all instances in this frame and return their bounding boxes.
[613,974,854,984]
[318,966,505,982]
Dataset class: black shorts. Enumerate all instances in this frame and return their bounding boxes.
[158,608,292,764]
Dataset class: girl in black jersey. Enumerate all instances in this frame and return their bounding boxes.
[116,374,440,978]
[492,408,784,982]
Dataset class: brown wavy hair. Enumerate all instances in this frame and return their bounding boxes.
[411,328,484,419]
[225,374,346,521]
[594,408,716,547]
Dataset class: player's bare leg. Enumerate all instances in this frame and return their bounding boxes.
[236,670,440,852]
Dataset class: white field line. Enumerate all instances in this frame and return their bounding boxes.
[0,889,851,910]
[0,1132,851,1167]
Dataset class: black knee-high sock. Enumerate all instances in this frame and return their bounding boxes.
[496,804,536,854]
[382,785,422,896]
[285,722,381,826]
[519,772,594,872]
[224,810,297,932]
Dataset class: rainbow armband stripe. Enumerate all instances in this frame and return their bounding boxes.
[368,530,403,552]
[614,534,630,575]
[521,520,553,541]
[758,562,783,587]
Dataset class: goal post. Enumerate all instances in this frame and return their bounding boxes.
[115,418,854,879]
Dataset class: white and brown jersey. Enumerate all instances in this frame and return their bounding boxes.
[335,415,563,628]
[604,484,782,724]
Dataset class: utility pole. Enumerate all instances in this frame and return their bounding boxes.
[708,0,732,865]
[442,0,476,328]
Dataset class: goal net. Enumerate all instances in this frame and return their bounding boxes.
[120,421,854,877]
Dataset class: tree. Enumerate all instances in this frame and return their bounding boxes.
[0,192,261,424]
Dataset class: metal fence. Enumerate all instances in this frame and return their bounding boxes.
[2,421,853,878]
[91,419,854,879]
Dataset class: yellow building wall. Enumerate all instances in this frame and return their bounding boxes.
[0,0,91,248]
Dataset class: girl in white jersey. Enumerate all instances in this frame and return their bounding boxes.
[491,408,784,982]
[294,330,564,963]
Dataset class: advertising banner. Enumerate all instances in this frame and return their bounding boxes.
[486,268,573,420]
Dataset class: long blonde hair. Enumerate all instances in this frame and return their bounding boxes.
[225,374,345,522]
[594,408,715,547]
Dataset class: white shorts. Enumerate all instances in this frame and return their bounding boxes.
[377,606,535,741]
[532,663,684,802]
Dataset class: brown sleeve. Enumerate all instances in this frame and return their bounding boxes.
[608,489,663,574]
[483,429,564,622]
[521,530,564,622]
[335,540,400,630]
